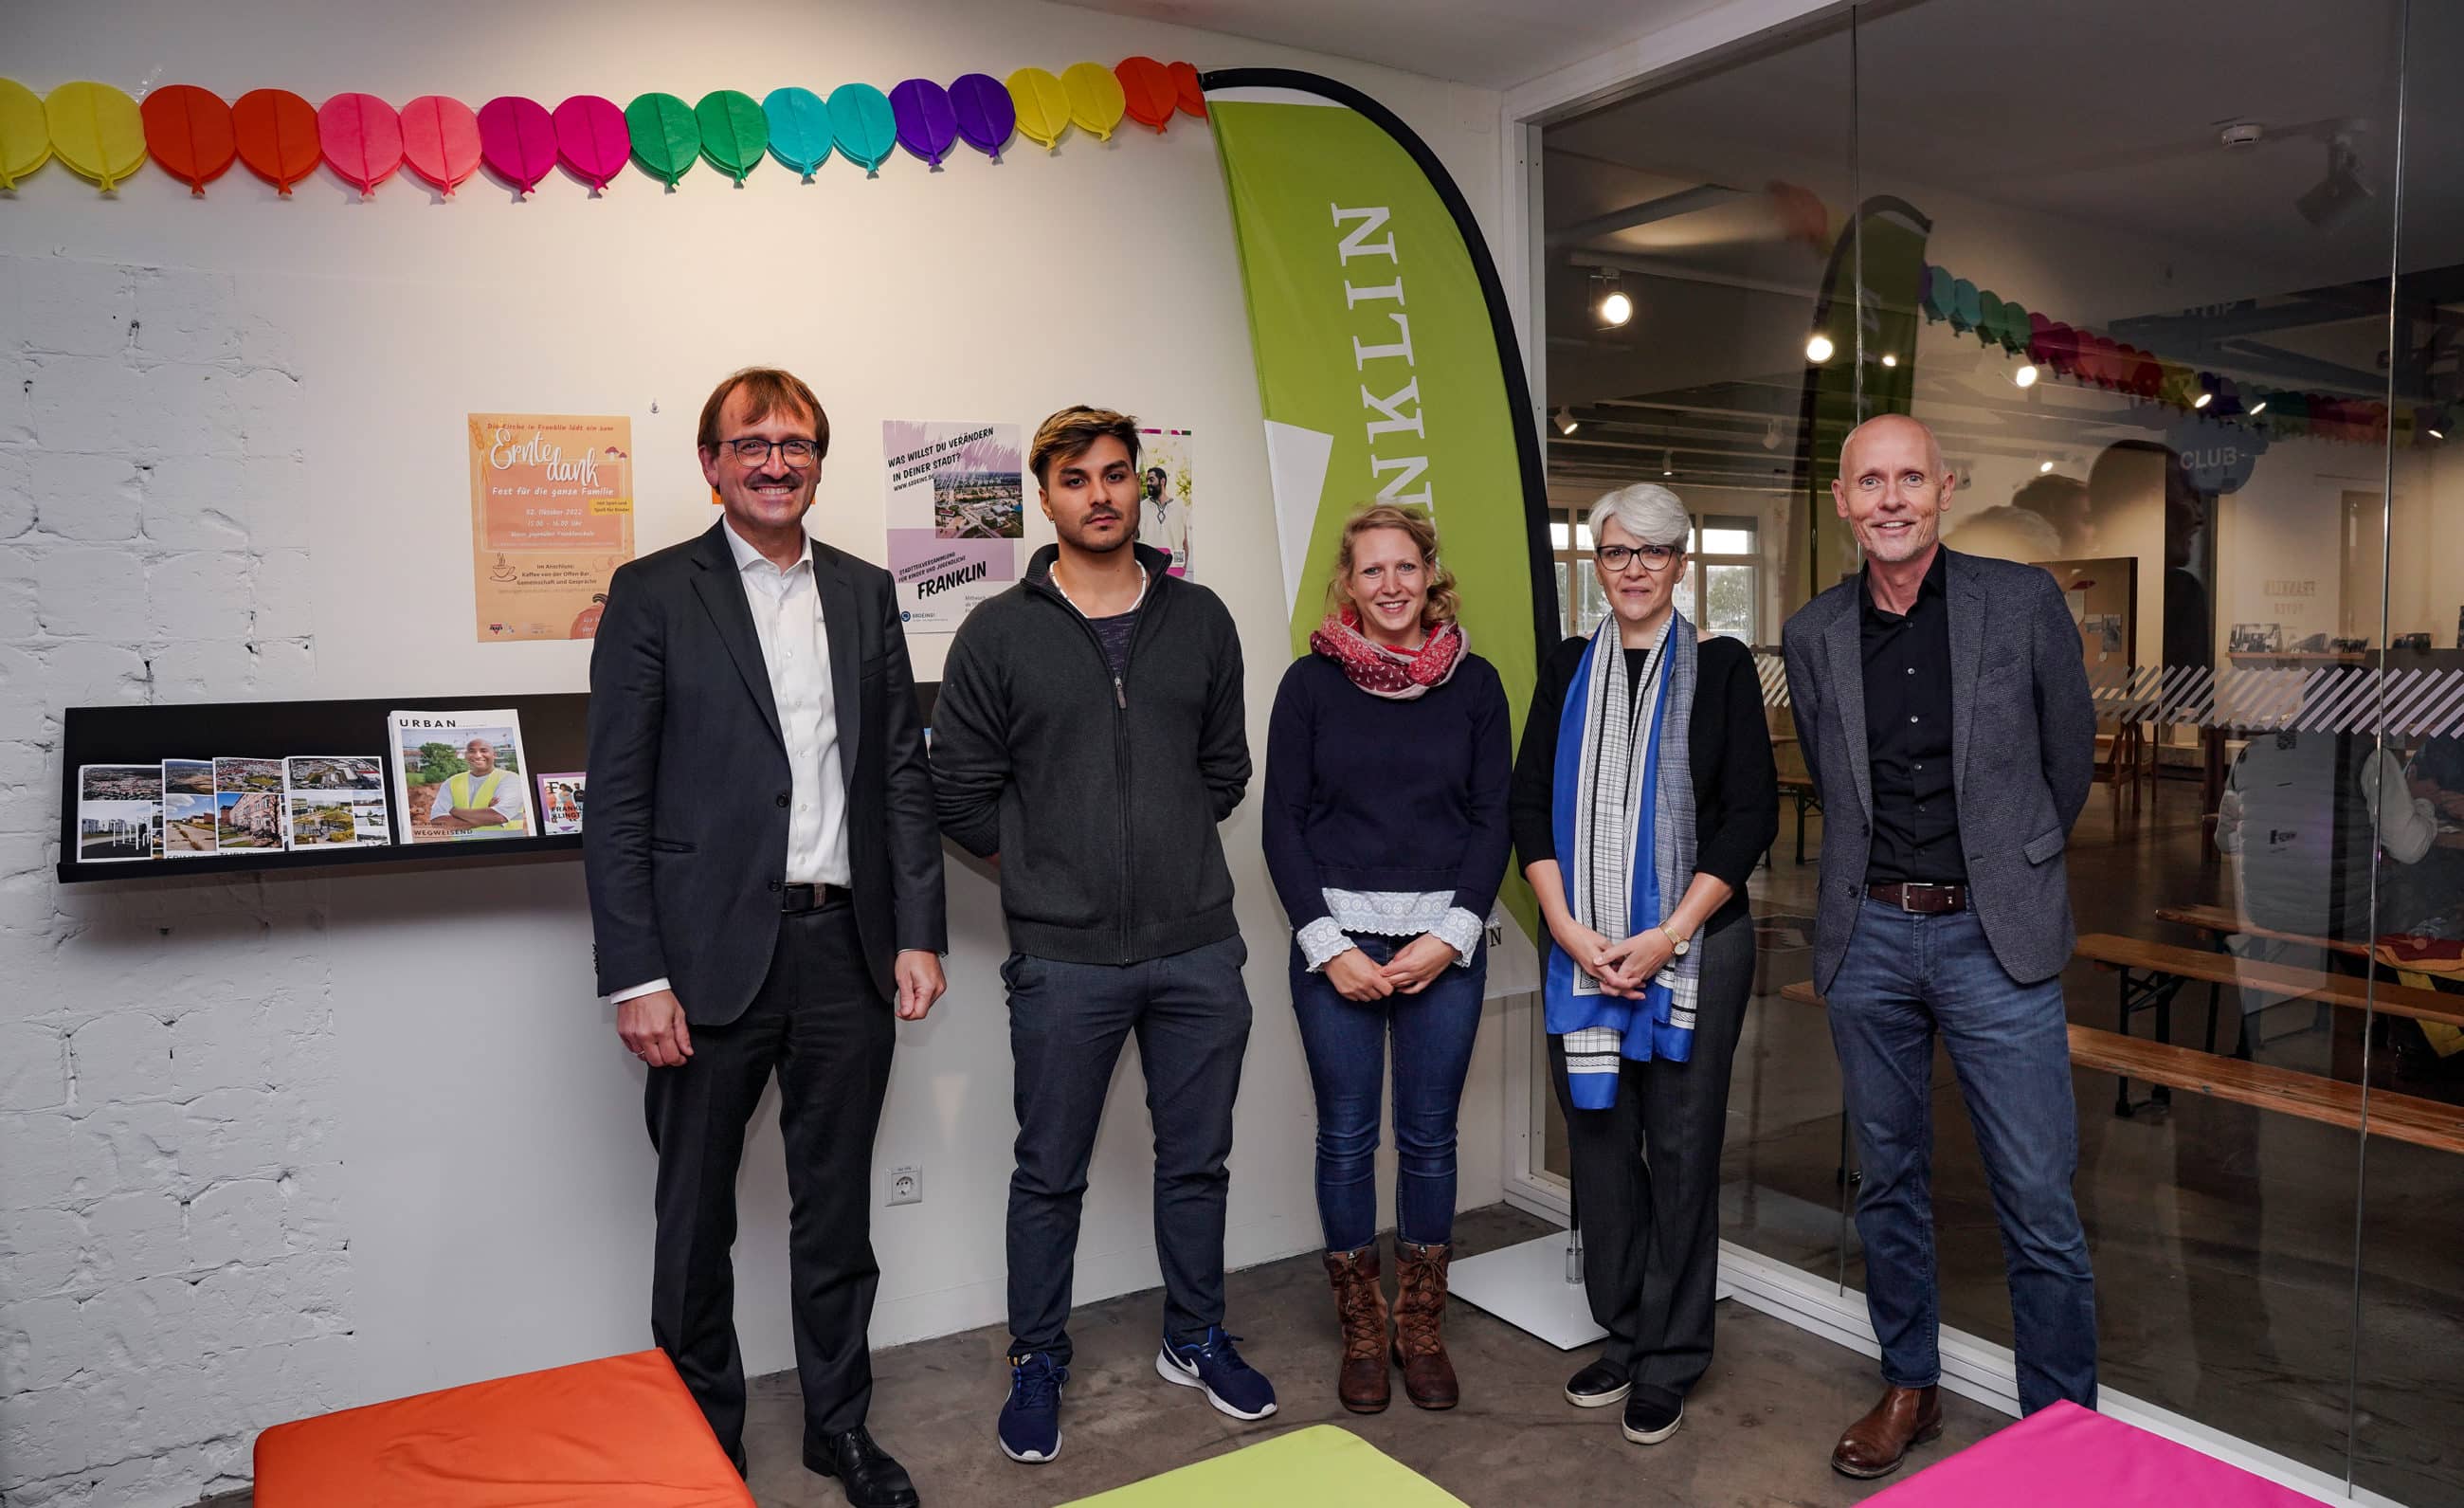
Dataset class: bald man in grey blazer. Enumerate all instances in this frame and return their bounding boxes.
[1781,414,2096,1481]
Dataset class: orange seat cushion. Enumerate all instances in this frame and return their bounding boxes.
[253,1349,753,1508]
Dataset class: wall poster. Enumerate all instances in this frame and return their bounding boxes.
[1136,425,1195,578]
[882,419,1023,632]
[467,412,634,642]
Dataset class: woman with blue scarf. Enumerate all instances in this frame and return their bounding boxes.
[1508,483,1775,1447]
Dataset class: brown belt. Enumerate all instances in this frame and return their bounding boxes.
[1867,881,1967,914]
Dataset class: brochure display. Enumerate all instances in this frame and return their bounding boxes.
[388,709,533,843]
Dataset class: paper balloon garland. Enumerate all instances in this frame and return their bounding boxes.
[948,72,1014,161]
[1060,63,1125,142]
[762,85,831,179]
[478,96,555,194]
[888,79,956,169]
[827,83,896,178]
[0,78,49,189]
[695,89,767,184]
[553,95,629,191]
[1007,67,1069,153]
[232,88,318,195]
[1169,61,1206,118]
[317,92,403,196]
[45,82,146,191]
[401,95,480,195]
[141,84,236,194]
[1114,57,1175,133]
[625,91,698,188]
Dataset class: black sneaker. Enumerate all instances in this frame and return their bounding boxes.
[1564,1359,1631,1408]
[1622,1392,1682,1444]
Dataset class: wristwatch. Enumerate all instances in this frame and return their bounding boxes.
[1659,923,1691,956]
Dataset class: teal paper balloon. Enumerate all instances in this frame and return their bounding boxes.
[889,79,956,168]
[625,91,698,188]
[763,85,831,179]
[695,88,767,184]
[949,72,1014,161]
[827,82,896,178]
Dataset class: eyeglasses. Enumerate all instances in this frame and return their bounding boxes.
[1596,543,1680,573]
[719,436,821,468]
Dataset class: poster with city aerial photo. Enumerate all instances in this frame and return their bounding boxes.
[77,765,161,863]
[1136,427,1195,578]
[882,420,1023,632]
[282,756,393,850]
[467,413,635,643]
[212,757,287,850]
[388,709,532,844]
[162,759,217,856]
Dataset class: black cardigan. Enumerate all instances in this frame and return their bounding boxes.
[1508,633,1779,934]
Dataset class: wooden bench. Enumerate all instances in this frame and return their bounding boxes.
[1774,979,2464,1156]
[2153,902,2369,959]
[1776,773,1821,865]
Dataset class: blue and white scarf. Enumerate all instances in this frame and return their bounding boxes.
[1546,610,1700,1109]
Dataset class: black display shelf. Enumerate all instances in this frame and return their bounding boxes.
[58,692,589,884]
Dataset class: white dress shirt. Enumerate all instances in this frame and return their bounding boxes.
[610,518,851,1006]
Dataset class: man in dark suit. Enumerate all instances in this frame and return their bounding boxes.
[1781,414,2096,1481]
[586,367,946,1508]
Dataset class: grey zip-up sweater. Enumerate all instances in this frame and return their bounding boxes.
[932,542,1251,965]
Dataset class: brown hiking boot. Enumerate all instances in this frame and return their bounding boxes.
[1323,1245,1390,1413]
[1391,1241,1458,1410]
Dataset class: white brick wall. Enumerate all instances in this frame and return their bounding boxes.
[0,250,345,1508]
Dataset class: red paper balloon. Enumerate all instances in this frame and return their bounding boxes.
[401,95,480,196]
[140,84,236,195]
[552,94,628,191]
[231,88,319,195]
[317,92,403,196]
[1169,61,1206,118]
[1115,57,1175,133]
[478,95,555,195]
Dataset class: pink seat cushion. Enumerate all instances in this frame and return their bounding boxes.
[1868,1402,2318,1506]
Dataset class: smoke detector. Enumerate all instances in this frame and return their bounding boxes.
[2219,121,2266,149]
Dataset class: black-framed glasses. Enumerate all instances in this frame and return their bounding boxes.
[1596,542,1680,573]
[720,436,821,468]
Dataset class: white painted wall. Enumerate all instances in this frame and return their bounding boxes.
[0,5,1506,1503]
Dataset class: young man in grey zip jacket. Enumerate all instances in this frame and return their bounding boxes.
[931,406,1273,1465]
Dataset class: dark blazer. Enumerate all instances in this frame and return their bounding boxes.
[1780,547,2093,991]
[1509,632,1778,936]
[586,520,947,1025]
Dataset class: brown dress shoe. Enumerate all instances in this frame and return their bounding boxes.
[1830,1384,1945,1479]
[1391,1241,1459,1410]
[1323,1245,1390,1414]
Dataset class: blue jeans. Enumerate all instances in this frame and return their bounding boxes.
[1289,933,1487,1253]
[1827,899,2096,1414]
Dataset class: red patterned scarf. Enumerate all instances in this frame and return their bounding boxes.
[1310,609,1467,700]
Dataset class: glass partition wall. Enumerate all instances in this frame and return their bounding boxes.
[1535,1,2462,1498]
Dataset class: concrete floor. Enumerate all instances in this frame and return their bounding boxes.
[736,1205,2005,1508]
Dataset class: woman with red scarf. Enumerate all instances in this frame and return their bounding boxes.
[1262,503,1513,1415]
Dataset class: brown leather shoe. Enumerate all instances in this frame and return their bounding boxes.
[1390,1241,1458,1410]
[1323,1245,1390,1413]
[1830,1385,1945,1479]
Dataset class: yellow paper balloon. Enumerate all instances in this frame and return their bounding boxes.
[0,79,51,189]
[1006,67,1070,154]
[45,81,146,191]
[1061,62,1126,143]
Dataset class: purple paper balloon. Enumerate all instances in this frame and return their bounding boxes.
[889,79,957,168]
[948,72,1015,162]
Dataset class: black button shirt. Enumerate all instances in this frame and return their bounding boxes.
[1861,550,1966,883]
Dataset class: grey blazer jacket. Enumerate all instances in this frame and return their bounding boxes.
[1780,547,2095,991]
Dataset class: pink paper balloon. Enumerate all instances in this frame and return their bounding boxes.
[477,95,555,194]
[553,94,629,191]
[401,95,480,196]
[317,92,403,195]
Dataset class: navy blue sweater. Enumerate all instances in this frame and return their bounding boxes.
[1262,650,1514,931]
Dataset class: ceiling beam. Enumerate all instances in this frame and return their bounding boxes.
[1547,183,1748,249]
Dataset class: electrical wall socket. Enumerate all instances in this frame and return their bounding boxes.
[886,1165,923,1207]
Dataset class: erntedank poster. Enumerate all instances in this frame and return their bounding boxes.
[467,413,635,643]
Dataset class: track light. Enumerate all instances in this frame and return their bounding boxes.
[2193,391,2213,409]
[1879,353,1897,369]
[1553,407,1579,436]
[1804,333,1835,364]
[1590,269,1632,329]
[2039,460,2056,474]
[2014,363,2039,389]
[1660,449,1674,478]
[2297,135,2371,233]
[2249,397,2268,414]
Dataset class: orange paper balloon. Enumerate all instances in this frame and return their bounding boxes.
[141,84,236,194]
[232,87,319,195]
[1115,57,1175,134]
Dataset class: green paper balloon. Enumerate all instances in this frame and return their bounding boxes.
[625,91,698,187]
[695,89,767,184]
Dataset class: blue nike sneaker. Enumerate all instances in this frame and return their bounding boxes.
[1155,1326,1277,1421]
[998,1351,1067,1463]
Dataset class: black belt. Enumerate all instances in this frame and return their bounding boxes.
[778,881,849,913]
[1867,881,1966,914]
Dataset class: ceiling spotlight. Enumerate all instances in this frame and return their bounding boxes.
[1879,353,1898,369]
[2296,134,2371,233]
[1805,333,1835,364]
[2014,363,2039,389]
[2249,397,2268,414]
[1553,407,1579,436]
[2193,391,2213,409]
[2038,460,2056,474]
[2434,427,2449,441]
[1660,449,1675,478]
[1590,269,1633,328]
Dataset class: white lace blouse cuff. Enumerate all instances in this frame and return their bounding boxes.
[1296,918,1354,972]
[1433,907,1485,967]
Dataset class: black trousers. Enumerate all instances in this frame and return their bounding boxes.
[645,899,892,1458]
[1547,912,1754,1414]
